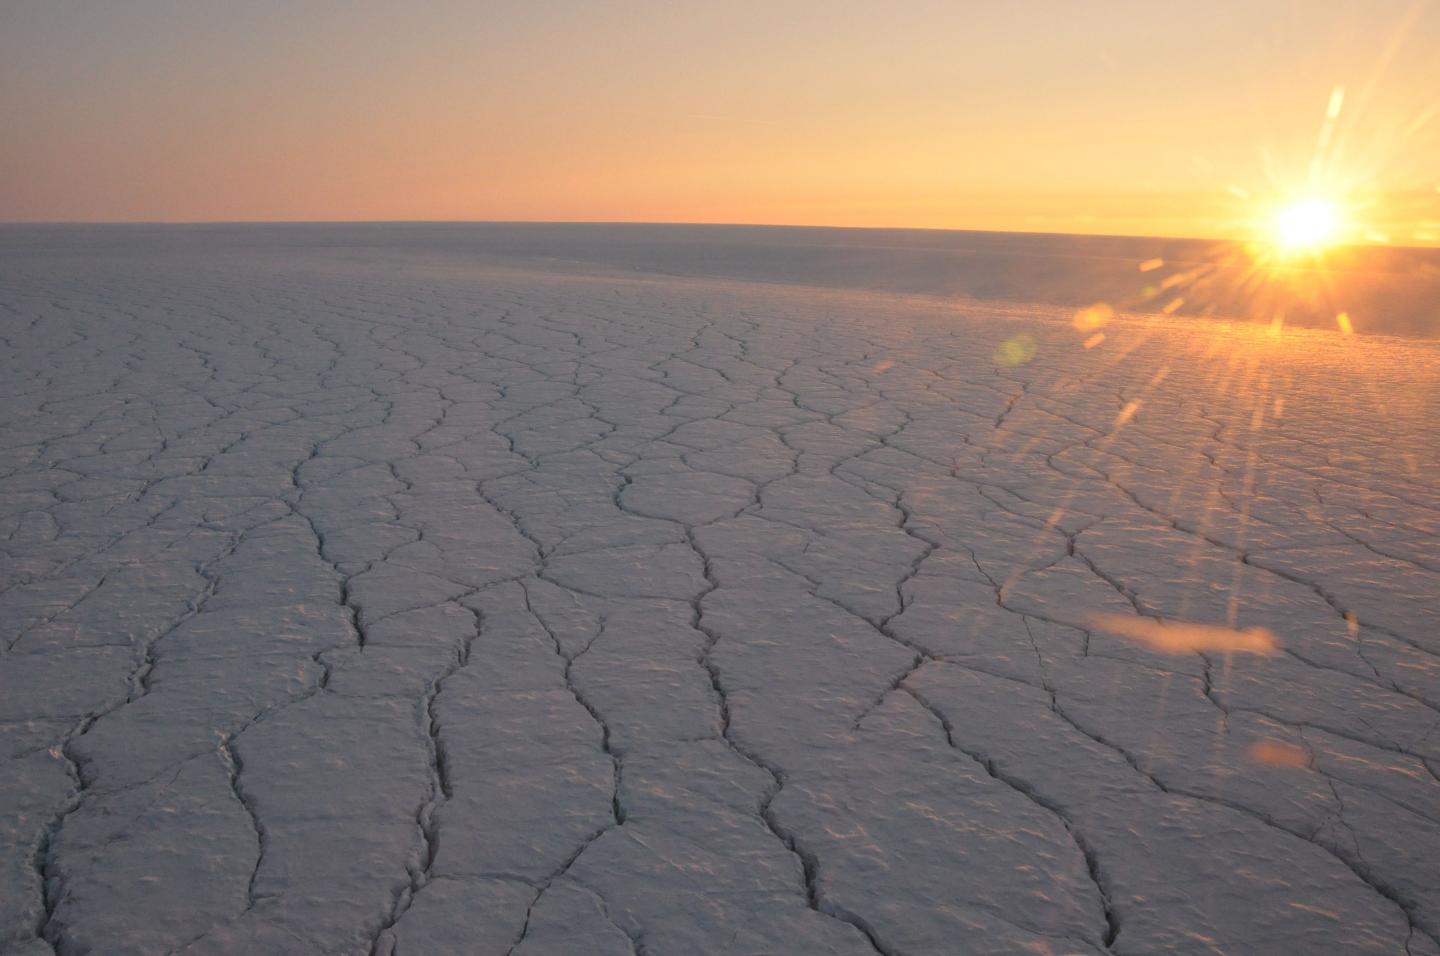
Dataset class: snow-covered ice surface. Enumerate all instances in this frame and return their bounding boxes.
[2,230,1439,956]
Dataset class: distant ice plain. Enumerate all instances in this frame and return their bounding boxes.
[1,225,1438,955]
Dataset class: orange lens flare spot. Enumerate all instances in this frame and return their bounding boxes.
[1082,332,1106,349]
[1336,312,1354,335]
[1138,258,1164,273]
[1248,740,1309,768]
[1085,612,1281,656]
[1073,303,1113,332]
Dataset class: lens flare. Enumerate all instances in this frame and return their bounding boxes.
[994,334,1037,366]
[1084,612,1281,656]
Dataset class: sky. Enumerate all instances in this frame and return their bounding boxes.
[2,0,1439,242]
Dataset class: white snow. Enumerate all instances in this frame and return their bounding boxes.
[1,226,1438,955]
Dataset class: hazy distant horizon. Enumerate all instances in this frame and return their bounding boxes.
[7,220,1437,339]
[5,218,1440,252]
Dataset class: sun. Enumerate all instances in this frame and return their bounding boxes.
[1270,197,1343,254]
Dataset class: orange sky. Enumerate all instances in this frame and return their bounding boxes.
[3,0,1438,242]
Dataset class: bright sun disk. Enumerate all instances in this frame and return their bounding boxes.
[1271,197,1342,253]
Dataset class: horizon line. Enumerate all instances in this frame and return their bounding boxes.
[6,218,1440,252]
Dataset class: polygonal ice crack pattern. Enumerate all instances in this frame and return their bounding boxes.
[1,241,1438,956]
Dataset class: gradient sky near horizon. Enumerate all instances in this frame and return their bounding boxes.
[3,0,1439,242]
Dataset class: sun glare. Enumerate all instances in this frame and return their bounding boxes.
[1271,197,1343,254]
